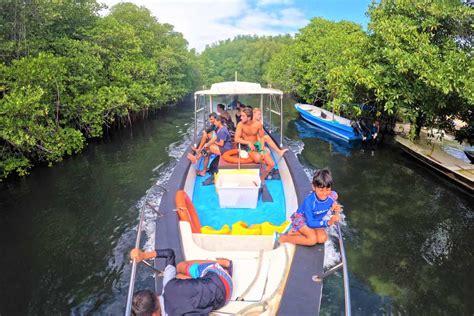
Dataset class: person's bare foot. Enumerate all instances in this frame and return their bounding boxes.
[278,148,288,157]
[216,258,231,268]
[187,153,198,164]
[197,170,207,176]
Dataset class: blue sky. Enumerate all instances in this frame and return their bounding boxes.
[101,0,373,51]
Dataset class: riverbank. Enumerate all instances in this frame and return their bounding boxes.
[396,129,473,192]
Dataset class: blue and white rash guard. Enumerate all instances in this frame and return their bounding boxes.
[296,191,337,228]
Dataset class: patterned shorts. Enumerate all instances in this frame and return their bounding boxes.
[185,262,215,279]
[290,212,307,232]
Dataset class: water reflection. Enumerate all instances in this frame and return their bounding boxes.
[292,119,362,157]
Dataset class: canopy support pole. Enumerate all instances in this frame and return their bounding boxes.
[280,95,283,147]
[194,95,197,147]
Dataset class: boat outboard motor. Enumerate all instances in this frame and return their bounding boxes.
[350,120,362,136]
[359,119,372,141]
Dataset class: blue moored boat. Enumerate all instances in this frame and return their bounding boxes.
[295,103,361,141]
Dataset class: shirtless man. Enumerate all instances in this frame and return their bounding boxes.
[253,108,288,157]
[235,107,274,182]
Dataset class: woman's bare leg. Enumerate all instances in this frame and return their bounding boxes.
[209,144,221,156]
[198,155,209,176]
[192,133,208,153]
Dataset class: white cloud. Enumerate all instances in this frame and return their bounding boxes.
[100,0,308,51]
[256,0,293,6]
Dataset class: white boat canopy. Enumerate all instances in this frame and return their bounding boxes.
[193,80,284,147]
[195,81,283,96]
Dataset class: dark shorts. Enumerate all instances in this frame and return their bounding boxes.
[179,262,233,303]
[163,264,233,314]
[205,266,233,304]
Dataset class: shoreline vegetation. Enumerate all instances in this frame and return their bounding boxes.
[1,0,472,179]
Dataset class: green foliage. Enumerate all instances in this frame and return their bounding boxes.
[265,2,472,142]
[265,18,371,114]
[0,0,103,61]
[199,35,292,86]
[0,1,197,179]
[367,0,473,140]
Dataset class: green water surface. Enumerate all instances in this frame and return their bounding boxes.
[0,99,472,315]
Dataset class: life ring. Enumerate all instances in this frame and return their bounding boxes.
[201,224,231,235]
[222,149,254,164]
[231,221,261,235]
[175,190,201,233]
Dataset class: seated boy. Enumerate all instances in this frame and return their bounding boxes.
[278,168,341,246]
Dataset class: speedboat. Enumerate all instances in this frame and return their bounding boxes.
[295,103,362,141]
[125,81,351,315]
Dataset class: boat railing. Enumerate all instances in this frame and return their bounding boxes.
[314,222,352,316]
[336,222,352,316]
[124,188,155,316]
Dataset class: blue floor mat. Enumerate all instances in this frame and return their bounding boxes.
[193,175,286,229]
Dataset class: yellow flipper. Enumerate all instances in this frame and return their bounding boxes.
[261,221,291,235]
[231,221,262,235]
[201,224,231,235]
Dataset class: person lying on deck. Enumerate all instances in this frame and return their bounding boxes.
[253,108,288,157]
[130,248,233,316]
[234,107,274,183]
[277,168,341,246]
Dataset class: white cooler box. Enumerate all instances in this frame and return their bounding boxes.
[215,169,261,208]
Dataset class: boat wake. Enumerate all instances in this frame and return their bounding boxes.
[421,219,453,265]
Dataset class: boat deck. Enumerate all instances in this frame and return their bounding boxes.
[193,174,287,228]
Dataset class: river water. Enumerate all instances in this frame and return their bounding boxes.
[0,99,472,315]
